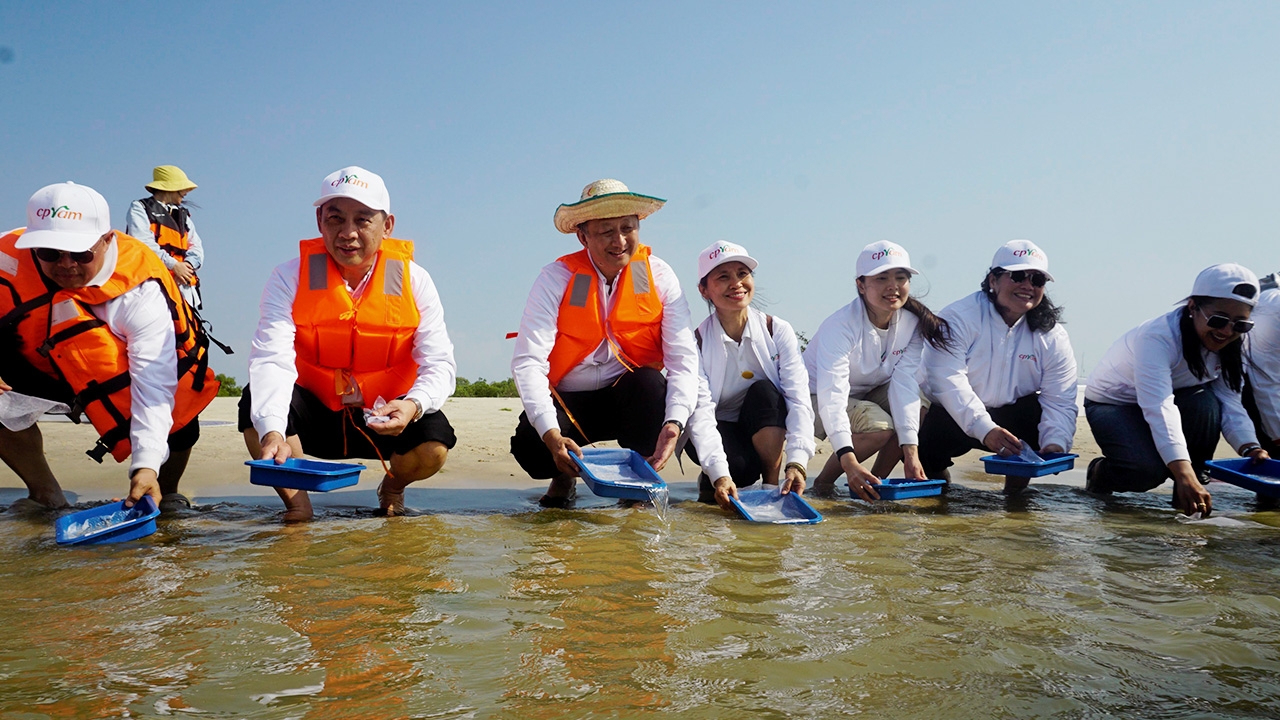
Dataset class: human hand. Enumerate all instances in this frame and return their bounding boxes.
[901,444,926,480]
[1246,447,1271,465]
[983,427,1023,456]
[712,476,738,510]
[0,374,10,393]
[173,261,196,285]
[1170,460,1212,517]
[842,453,881,501]
[647,421,681,471]
[259,431,294,464]
[1040,444,1065,454]
[366,399,415,436]
[542,428,583,477]
[781,465,806,496]
[125,468,162,509]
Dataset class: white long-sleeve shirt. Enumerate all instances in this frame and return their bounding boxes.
[804,297,924,452]
[1246,289,1280,443]
[247,251,456,440]
[511,251,700,440]
[125,199,203,307]
[1087,308,1259,465]
[924,291,1078,451]
[690,308,815,469]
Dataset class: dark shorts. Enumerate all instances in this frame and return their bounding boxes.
[0,342,200,453]
[237,384,457,460]
[917,393,1044,479]
[684,379,789,497]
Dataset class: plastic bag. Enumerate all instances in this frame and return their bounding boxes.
[363,396,391,425]
[0,392,71,431]
[1016,441,1045,464]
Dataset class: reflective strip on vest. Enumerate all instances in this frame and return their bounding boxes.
[384,259,404,297]
[568,274,591,308]
[308,253,329,291]
[631,261,650,295]
[50,299,80,326]
[0,250,17,276]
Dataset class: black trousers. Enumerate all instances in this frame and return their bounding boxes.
[510,367,666,480]
[918,394,1043,479]
[684,379,788,498]
[1243,376,1280,456]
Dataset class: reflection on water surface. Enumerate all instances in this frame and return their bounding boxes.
[2,482,1279,718]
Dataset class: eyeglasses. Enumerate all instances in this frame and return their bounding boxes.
[1196,306,1254,334]
[34,247,97,264]
[993,268,1048,287]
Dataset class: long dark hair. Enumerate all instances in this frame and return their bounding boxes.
[1181,297,1245,392]
[902,296,954,351]
[981,271,1064,332]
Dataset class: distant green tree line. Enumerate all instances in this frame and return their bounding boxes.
[212,374,519,399]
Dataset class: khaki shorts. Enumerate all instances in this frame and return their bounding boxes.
[812,383,895,440]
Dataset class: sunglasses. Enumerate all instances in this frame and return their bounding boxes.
[1196,306,1254,334]
[34,247,98,264]
[993,268,1048,287]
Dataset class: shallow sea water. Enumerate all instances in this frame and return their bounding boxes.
[3,480,1280,719]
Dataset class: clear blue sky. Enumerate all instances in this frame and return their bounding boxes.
[2,2,1278,383]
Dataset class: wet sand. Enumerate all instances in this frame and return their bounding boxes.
[1,396,1230,511]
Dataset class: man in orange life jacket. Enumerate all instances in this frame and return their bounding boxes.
[0,182,218,511]
[510,179,733,507]
[241,166,457,522]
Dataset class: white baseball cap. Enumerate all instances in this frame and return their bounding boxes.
[697,240,758,281]
[856,240,918,278]
[990,239,1054,282]
[1184,263,1259,307]
[313,166,391,214]
[15,182,112,253]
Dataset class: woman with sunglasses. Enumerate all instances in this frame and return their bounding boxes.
[804,240,952,500]
[920,240,1079,494]
[1085,264,1269,516]
[683,241,814,508]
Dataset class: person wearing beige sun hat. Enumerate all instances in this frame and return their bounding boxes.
[126,165,206,309]
[511,179,731,507]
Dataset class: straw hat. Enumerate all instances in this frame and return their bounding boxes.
[145,165,198,193]
[553,179,665,234]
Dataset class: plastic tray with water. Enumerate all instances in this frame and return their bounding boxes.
[730,487,823,524]
[245,458,365,491]
[871,477,947,500]
[980,448,1078,477]
[1206,458,1280,498]
[55,496,160,546]
[571,448,666,501]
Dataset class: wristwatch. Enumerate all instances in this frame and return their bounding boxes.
[664,419,684,433]
[406,397,425,422]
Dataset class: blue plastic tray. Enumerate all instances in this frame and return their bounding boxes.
[571,448,667,501]
[55,496,160,546]
[871,477,947,500]
[1206,458,1280,498]
[980,452,1078,477]
[246,458,365,491]
[730,488,823,524]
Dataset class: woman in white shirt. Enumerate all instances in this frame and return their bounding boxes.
[1085,264,1270,516]
[125,165,204,310]
[684,241,815,508]
[1243,275,1280,463]
[804,241,953,501]
[920,240,1078,494]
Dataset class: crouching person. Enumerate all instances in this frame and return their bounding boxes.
[0,183,218,511]
[241,167,457,522]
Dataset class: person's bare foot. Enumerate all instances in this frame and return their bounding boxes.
[811,478,838,497]
[377,479,406,516]
[1002,475,1030,495]
[29,487,70,509]
[279,488,313,523]
[538,476,576,508]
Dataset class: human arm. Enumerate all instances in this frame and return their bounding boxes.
[183,216,203,271]
[1035,328,1079,453]
[1245,293,1280,443]
[923,298,1003,445]
[402,264,457,417]
[103,281,178,506]
[651,256,697,431]
[810,308,859,453]
[684,370,733,481]
[1211,374,1262,458]
[771,316,816,469]
[247,261,301,441]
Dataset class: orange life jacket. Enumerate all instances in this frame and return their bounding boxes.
[139,197,197,288]
[546,244,665,388]
[292,237,421,411]
[0,228,219,463]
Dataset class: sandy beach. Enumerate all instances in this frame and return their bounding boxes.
[0,395,1196,513]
